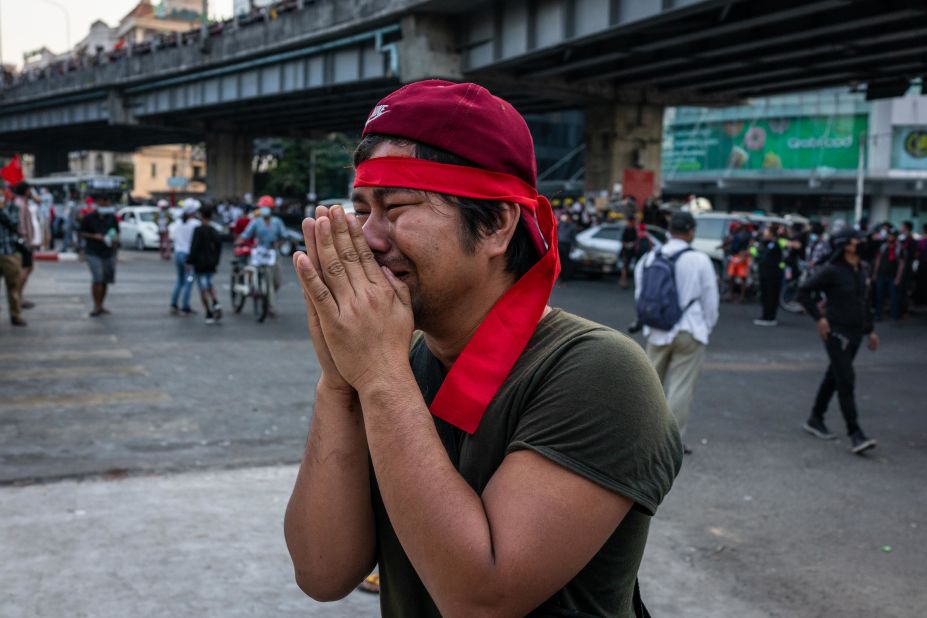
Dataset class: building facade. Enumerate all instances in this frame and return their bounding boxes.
[662,89,927,228]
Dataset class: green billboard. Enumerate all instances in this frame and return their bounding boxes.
[662,115,868,175]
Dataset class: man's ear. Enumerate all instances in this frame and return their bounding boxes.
[483,203,520,259]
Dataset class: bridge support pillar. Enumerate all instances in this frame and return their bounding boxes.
[584,103,664,202]
[206,133,253,199]
[32,147,70,177]
[397,14,462,82]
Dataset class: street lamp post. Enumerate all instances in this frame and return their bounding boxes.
[35,0,71,52]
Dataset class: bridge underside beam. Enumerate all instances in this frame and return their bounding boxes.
[463,0,927,99]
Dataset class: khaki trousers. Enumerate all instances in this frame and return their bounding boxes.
[647,331,706,439]
[0,253,23,319]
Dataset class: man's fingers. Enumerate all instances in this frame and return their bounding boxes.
[314,217,354,300]
[294,251,338,316]
[347,213,383,283]
[381,265,413,307]
[301,218,324,274]
[329,206,367,289]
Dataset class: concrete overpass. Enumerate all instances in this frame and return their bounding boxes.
[1,0,925,196]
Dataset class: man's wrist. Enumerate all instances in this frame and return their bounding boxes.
[316,376,358,404]
[355,362,416,404]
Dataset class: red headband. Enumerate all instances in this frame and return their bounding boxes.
[354,157,560,434]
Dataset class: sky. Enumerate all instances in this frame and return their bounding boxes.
[0,0,235,68]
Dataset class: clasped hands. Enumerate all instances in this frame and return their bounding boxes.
[293,205,414,395]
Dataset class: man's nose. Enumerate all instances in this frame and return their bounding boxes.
[362,214,391,254]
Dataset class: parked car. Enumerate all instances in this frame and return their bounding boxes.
[118,206,160,250]
[569,223,668,275]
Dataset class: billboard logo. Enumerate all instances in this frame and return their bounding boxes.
[904,130,927,159]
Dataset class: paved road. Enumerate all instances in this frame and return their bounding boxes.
[1,250,925,617]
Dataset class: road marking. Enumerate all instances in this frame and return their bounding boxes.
[0,349,132,363]
[0,334,118,346]
[704,361,887,372]
[0,365,148,382]
[0,390,169,411]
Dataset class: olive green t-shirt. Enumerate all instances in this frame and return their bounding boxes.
[372,308,682,617]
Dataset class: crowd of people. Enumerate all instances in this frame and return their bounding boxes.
[718,216,927,326]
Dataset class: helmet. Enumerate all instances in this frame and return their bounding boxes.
[257,195,274,208]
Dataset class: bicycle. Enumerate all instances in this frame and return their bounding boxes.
[229,245,276,322]
[780,259,810,314]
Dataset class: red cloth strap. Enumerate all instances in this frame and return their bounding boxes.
[354,157,560,434]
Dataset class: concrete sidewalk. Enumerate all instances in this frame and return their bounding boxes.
[0,465,766,618]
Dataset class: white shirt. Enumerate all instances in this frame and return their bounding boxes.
[634,237,720,346]
[172,218,201,254]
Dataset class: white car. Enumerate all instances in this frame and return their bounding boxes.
[693,212,810,263]
[569,223,668,275]
[118,206,161,250]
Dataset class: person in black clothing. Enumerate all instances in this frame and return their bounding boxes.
[78,196,119,317]
[898,221,916,316]
[187,205,223,324]
[618,220,638,289]
[872,228,906,321]
[753,224,785,326]
[556,213,577,282]
[797,228,878,455]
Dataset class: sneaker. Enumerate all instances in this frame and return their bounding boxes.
[21,300,35,309]
[181,307,197,316]
[803,418,836,440]
[10,317,27,327]
[212,302,222,321]
[170,305,179,315]
[205,317,216,325]
[753,319,778,326]
[849,430,877,455]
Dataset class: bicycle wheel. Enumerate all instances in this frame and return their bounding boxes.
[231,268,247,313]
[255,269,271,323]
[779,280,803,313]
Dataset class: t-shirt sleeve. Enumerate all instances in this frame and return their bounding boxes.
[507,330,682,516]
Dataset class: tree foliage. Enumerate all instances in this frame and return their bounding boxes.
[254,136,356,200]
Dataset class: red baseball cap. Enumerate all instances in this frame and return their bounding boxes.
[362,80,537,187]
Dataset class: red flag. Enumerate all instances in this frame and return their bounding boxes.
[1,154,24,186]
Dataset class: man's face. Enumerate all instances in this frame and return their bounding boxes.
[351,141,490,330]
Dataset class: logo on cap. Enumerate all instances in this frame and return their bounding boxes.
[365,104,389,126]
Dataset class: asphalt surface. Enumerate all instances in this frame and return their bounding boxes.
[1,248,925,617]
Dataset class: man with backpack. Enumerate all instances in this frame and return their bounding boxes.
[634,211,719,453]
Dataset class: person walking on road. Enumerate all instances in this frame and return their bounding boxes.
[0,194,26,326]
[170,200,201,315]
[753,223,786,326]
[797,228,878,455]
[635,211,719,453]
[157,199,173,260]
[187,204,223,324]
[284,80,681,618]
[11,182,37,311]
[78,195,120,317]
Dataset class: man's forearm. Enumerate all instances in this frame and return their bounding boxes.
[358,368,502,616]
[284,383,376,600]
